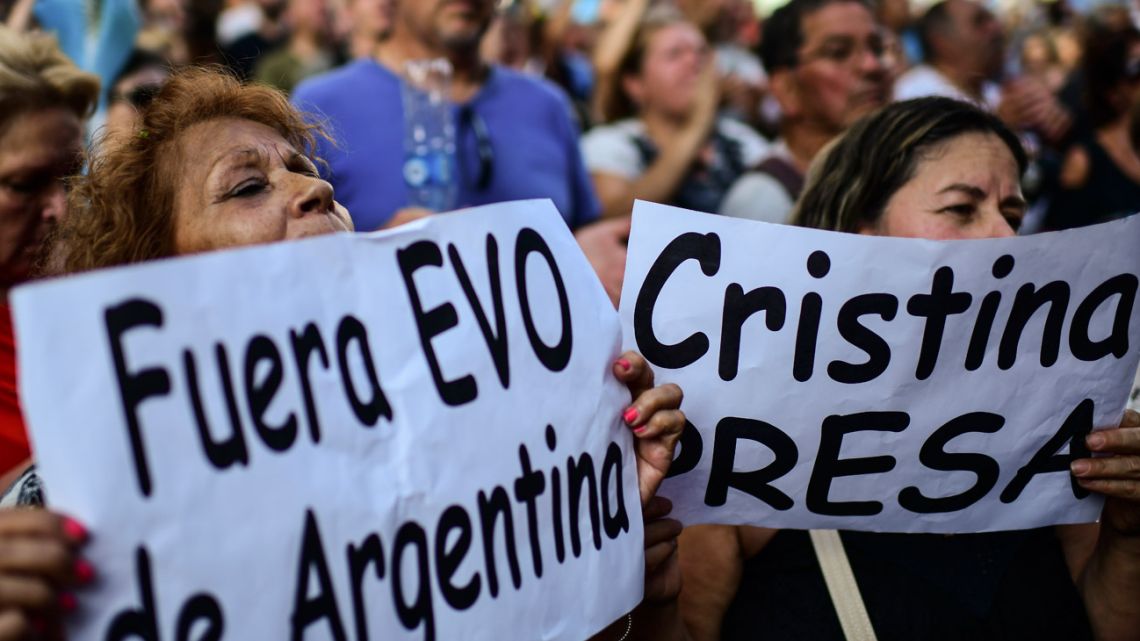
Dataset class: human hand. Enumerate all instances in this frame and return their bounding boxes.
[998,77,1071,142]
[380,207,432,230]
[612,351,684,507]
[686,59,722,138]
[0,510,92,640]
[574,217,630,307]
[643,496,683,604]
[1072,409,1140,535]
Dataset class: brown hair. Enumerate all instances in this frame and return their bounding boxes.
[0,25,99,130]
[606,5,692,123]
[57,66,326,274]
[792,96,1026,233]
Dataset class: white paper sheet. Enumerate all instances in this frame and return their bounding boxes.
[14,200,641,641]
[619,201,1140,533]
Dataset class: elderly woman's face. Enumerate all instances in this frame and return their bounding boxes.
[0,108,81,292]
[870,132,1025,240]
[172,118,352,256]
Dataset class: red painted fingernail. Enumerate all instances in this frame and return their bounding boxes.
[1086,434,1106,450]
[616,358,631,371]
[58,592,77,613]
[623,407,639,425]
[61,517,87,542]
[74,558,95,584]
[633,426,647,435]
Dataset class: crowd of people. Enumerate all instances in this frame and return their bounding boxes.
[0,0,1138,639]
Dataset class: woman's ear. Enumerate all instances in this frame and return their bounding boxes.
[769,69,801,118]
[621,72,645,110]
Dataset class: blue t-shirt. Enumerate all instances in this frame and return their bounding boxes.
[293,59,599,231]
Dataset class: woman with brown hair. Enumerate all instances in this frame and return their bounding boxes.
[677,97,1140,641]
[580,5,768,219]
[2,66,686,640]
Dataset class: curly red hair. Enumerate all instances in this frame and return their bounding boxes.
[56,66,328,274]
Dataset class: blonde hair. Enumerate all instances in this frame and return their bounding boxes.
[0,25,99,128]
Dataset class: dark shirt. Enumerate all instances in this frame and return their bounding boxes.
[722,528,1092,641]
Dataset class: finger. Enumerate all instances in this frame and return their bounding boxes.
[0,609,31,640]
[0,539,73,584]
[1072,456,1140,480]
[0,575,57,612]
[644,518,683,548]
[643,496,673,522]
[613,351,653,399]
[644,539,677,573]
[632,408,685,442]
[1076,478,1140,501]
[0,511,65,541]
[1087,426,1140,455]
[624,384,682,430]
[1122,409,1140,428]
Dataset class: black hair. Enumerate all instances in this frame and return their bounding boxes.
[760,0,871,74]
[794,96,1028,233]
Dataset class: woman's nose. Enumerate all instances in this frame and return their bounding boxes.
[289,174,335,218]
[40,180,67,222]
[982,207,1017,239]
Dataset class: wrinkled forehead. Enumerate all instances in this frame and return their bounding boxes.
[175,118,295,167]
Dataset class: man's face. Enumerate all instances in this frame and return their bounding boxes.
[942,0,1003,79]
[782,2,890,134]
[395,0,495,52]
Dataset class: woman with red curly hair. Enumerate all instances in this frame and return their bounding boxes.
[2,67,685,641]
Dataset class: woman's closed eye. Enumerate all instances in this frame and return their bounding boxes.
[938,202,977,217]
[227,178,267,198]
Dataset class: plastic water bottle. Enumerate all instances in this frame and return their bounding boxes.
[400,59,457,212]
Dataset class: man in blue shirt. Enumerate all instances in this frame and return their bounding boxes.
[292,0,600,231]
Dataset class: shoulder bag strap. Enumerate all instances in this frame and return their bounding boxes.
[809,529,879,641]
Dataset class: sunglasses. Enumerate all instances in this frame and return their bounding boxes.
[111,83,162,108]
[457,106,494,191]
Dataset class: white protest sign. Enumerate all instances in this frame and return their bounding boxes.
[14,200,642,641]
[619,201,1140,534]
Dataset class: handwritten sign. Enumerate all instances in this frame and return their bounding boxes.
[619,201,1140,533]
[14,200,641,640]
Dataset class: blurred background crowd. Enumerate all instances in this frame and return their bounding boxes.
[4,0,1140,236]
[6,0,1140,230]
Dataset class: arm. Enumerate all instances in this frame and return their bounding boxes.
[589,353,690,641]
[1065,409,1140,641]
[542,0,576,59]
[677,524,776,641]
[590,0,650,124]
[3,0,34,31]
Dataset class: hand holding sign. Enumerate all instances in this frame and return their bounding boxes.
[614,351,685,506]
[0,510,90,640]
[1074,409,1140,534]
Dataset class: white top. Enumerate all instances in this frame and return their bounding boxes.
[893,64,1001,112]
[719,139,798,225]
[580,117,769,181]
